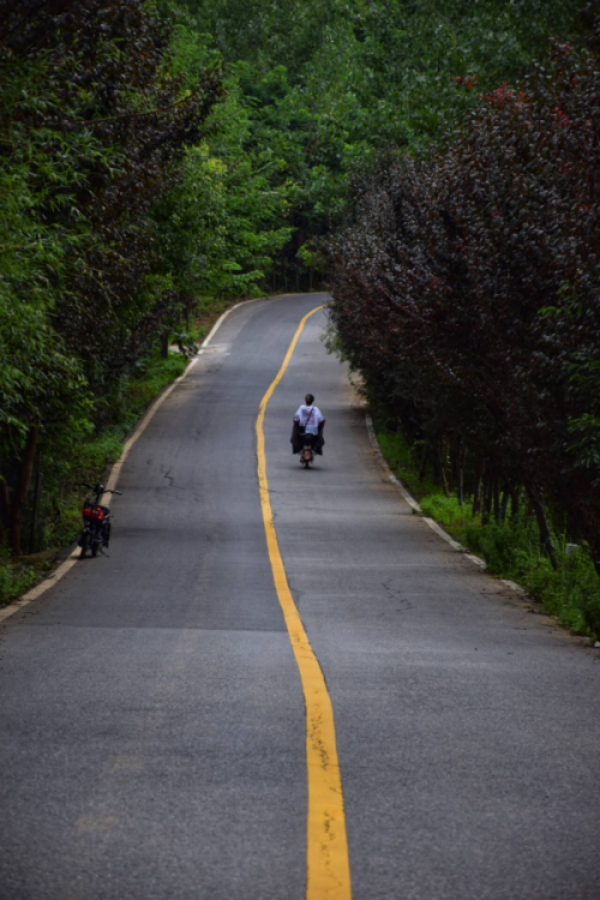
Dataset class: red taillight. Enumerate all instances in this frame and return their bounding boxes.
[82,506,104,520]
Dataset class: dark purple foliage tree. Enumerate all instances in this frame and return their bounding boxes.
[330,34,600,574]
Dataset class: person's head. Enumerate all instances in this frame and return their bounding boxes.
[305,393,315,405]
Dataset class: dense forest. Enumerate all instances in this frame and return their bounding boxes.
[1,0,599,633]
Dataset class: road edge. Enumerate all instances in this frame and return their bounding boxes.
[364,413,487,570]
[366,416,600,649]
[0,296,263,625]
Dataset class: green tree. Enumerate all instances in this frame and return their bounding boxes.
[0,0,223,553]
[173,0,585,284]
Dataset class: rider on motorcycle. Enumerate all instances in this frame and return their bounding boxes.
[291,393,325,455]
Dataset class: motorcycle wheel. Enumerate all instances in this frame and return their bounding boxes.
[91,539,100,558]
[80,532,90,559]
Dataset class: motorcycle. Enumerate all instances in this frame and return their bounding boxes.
[78,483,121,558]
[291,418,324,468]
[300,434,315,469]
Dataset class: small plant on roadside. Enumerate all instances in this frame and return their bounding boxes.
[0,546,37,606]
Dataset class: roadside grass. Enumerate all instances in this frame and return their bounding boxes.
[377,431,438,499]
[0,547,39,607]
[376,428,600,641]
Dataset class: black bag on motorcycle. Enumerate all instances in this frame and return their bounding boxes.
[291,420,304,454]
[315,421,325,455]
[291,420,324,455]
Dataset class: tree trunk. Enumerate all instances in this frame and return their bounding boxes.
[493,476,501,522]
[160,328,169,359]
[500,486,510,521]
[525,483,559,571]
[29,454,43,555]
[591,540,600,579]
[419,445,429,482]
[510,485,520,519]
[439,443,450,498]
[472,460,485,516]
[0,475,9,545]
[482,474,493,525]
[406,428,419,467]
[9,426,39,556]
[432,441,441,484]
[441,465,450,498]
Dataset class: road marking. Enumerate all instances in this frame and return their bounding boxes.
[256,306,352,900]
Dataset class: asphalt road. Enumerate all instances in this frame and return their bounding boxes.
[1,293,599,900]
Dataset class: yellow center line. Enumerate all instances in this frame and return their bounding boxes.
[256,305,352,900]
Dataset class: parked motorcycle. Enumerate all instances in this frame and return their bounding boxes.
[78,483,121,558]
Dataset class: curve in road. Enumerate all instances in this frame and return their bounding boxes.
[0,293,599,900]
[257,303,351,900]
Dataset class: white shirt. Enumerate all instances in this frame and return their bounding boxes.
[294,405,324,435]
